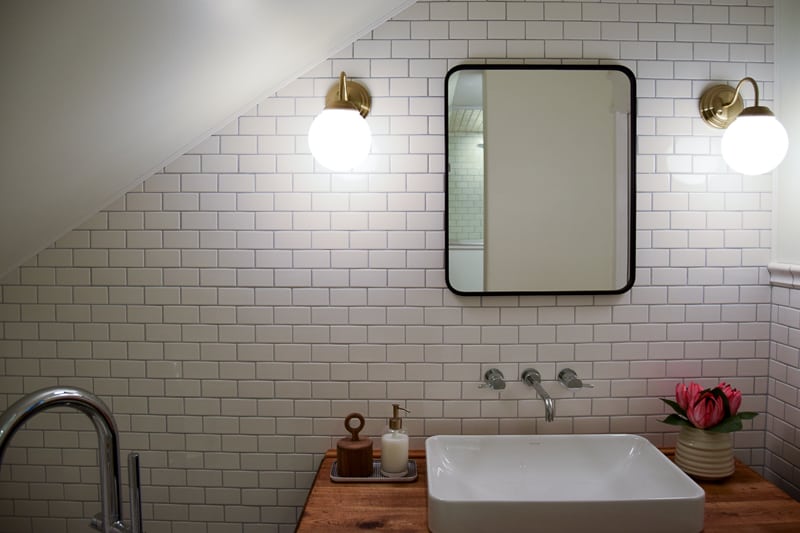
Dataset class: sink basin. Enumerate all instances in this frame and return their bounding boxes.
[426,434,704,533]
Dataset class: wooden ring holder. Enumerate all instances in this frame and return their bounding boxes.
[336,412,373,477]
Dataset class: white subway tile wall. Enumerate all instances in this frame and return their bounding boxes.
[768,286,800,499]
[0,0,792,532]
[447,132,484,243]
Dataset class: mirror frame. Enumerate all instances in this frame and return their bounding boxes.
[444,64,637,296]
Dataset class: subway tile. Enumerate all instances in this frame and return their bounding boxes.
[731,7,766,25]
[657,5,693,24]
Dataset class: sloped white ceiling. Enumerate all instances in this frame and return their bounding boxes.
[0,0,416,278]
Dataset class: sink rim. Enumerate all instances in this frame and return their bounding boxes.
[426,433,705,503]
[425,433,705,533]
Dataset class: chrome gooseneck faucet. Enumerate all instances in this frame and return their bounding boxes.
[522,369,555,422]
[0,387,142,533]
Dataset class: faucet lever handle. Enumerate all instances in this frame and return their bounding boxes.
[480,368,506,390]
[128,452,143,533]
[558,368,594,389]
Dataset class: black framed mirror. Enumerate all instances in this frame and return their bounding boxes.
[445,64,636,295]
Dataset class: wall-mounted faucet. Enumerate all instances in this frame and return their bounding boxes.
[558,368,594,389]
[0,387,142,533]
[521,368,555,422]
[480,368,506,390]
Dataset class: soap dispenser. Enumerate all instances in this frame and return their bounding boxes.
[380,403,410,477]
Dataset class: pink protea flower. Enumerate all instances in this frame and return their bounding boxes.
[718,382,742,416]
[675,382,703,411]
[662,381,758,432]
[686,390,726,429]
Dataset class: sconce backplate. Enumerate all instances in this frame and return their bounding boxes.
[699,84,744,129]
[325,80,370,118]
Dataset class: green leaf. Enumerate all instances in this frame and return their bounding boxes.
[738,411,758,420]
[661,398,687,417]
[660,414,692,428]
[706,417,743,433]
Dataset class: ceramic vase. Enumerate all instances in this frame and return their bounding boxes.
[675,425,734,480]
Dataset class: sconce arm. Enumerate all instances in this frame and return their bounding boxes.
[723,76,759,109]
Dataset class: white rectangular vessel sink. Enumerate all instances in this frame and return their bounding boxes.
[426,434,704,533]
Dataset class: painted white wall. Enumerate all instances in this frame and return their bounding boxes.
[774,0,800,263]
[0,0,415,279]
[484,70,617,291]
[448,246,484,291]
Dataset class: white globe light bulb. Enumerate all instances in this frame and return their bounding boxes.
[308,108,372,172]
[721,114,789,175]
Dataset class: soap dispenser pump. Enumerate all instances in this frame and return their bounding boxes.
[380,403,410,477]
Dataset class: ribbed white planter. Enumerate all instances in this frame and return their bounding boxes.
[675,426,735,480]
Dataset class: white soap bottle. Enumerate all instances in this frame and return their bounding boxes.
[380,403,410,477]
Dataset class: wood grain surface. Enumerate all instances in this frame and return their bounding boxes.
[296,448,800,532]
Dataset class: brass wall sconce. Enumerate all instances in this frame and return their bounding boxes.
[699,77,788,175]
[308,71,372,172]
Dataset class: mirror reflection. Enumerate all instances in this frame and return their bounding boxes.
[446,65,636,295]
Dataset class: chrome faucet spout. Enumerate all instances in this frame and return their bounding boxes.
[540,394,555,423]
[0,387,141,533]
[521,369,555,422]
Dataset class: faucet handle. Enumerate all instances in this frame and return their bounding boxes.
[558,368,593,389]
[91,453,143,533]
[128,452,143,533]
[480,368,506,390]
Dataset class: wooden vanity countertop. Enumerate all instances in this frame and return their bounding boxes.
[296,449,800,532]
